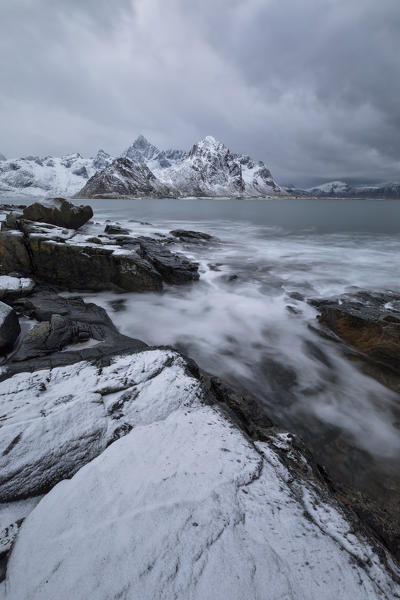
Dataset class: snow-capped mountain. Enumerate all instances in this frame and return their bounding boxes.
[79,135,282,198]
[0,135,282,198]
[77,157,173,198]
[305,180,400,198]
[0,152,108,197]
[0,152,6,161]
[92,149,113,171]
[308,181,353,196]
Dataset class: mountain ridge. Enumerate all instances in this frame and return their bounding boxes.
[1,136,399,198]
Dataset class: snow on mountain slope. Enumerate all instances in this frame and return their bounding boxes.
[153,135,282,197]
[0,152,112,197]
[77,157,174,197]
[0,135,282,198]
[307,181,353,195]
[307,180,400,198]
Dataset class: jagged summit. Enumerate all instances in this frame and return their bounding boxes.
[92,149,112,171]
[123,135,160,163]
[0,135,283,198]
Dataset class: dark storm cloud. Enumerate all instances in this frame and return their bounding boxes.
[0,0,399,185]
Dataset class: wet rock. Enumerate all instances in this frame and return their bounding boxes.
[5,293,147,375]
[135,237,199,284]
[22,198,93,230]
[104,224,130,235]
[13,315,81,362]
[312,291,400,392]
[0,276,35,302]
[0,302,20,355]
[170,229,214,242]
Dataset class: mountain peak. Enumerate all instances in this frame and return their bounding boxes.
[124,135,160,162]
[0,152,6,161]
[190,136,228,159]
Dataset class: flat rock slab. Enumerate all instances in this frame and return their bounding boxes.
[0,350,397,599]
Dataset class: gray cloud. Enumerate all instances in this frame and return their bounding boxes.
[0,0,399,185]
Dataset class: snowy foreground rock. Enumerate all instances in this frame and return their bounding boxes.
[0,349,398,599]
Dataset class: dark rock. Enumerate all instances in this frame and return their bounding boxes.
[0,204,25,211]
[13,315,76,361]
[135,237,199,284]
[2,232,163,292]
[22,198,93,230]
[104,224,130,235]
[170,229,214,242]
[312,291,400,392]
[1,210,23,231]
[0,231,31,275]
[0,302,20,354]
[6,293,147,370]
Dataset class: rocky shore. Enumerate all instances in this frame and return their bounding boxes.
[0,198,398,599]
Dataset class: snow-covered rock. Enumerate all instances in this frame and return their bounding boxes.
[0,350,199,501]
[0,348,397,599]
[0,277,35,302]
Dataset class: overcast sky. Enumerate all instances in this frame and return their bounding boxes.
[0,0,399,186]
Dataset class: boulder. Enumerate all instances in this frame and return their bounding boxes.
[135,237,199,284]
[13,315,79,362]
[0,302,20,354]
[104,224,130,235]
[170,229,214,242]
[0,276,35,302]
[7,293,147,371]
[22,198,93,230]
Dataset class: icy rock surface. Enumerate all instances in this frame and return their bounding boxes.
[0,349,398,599]
[0,350,200,501]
